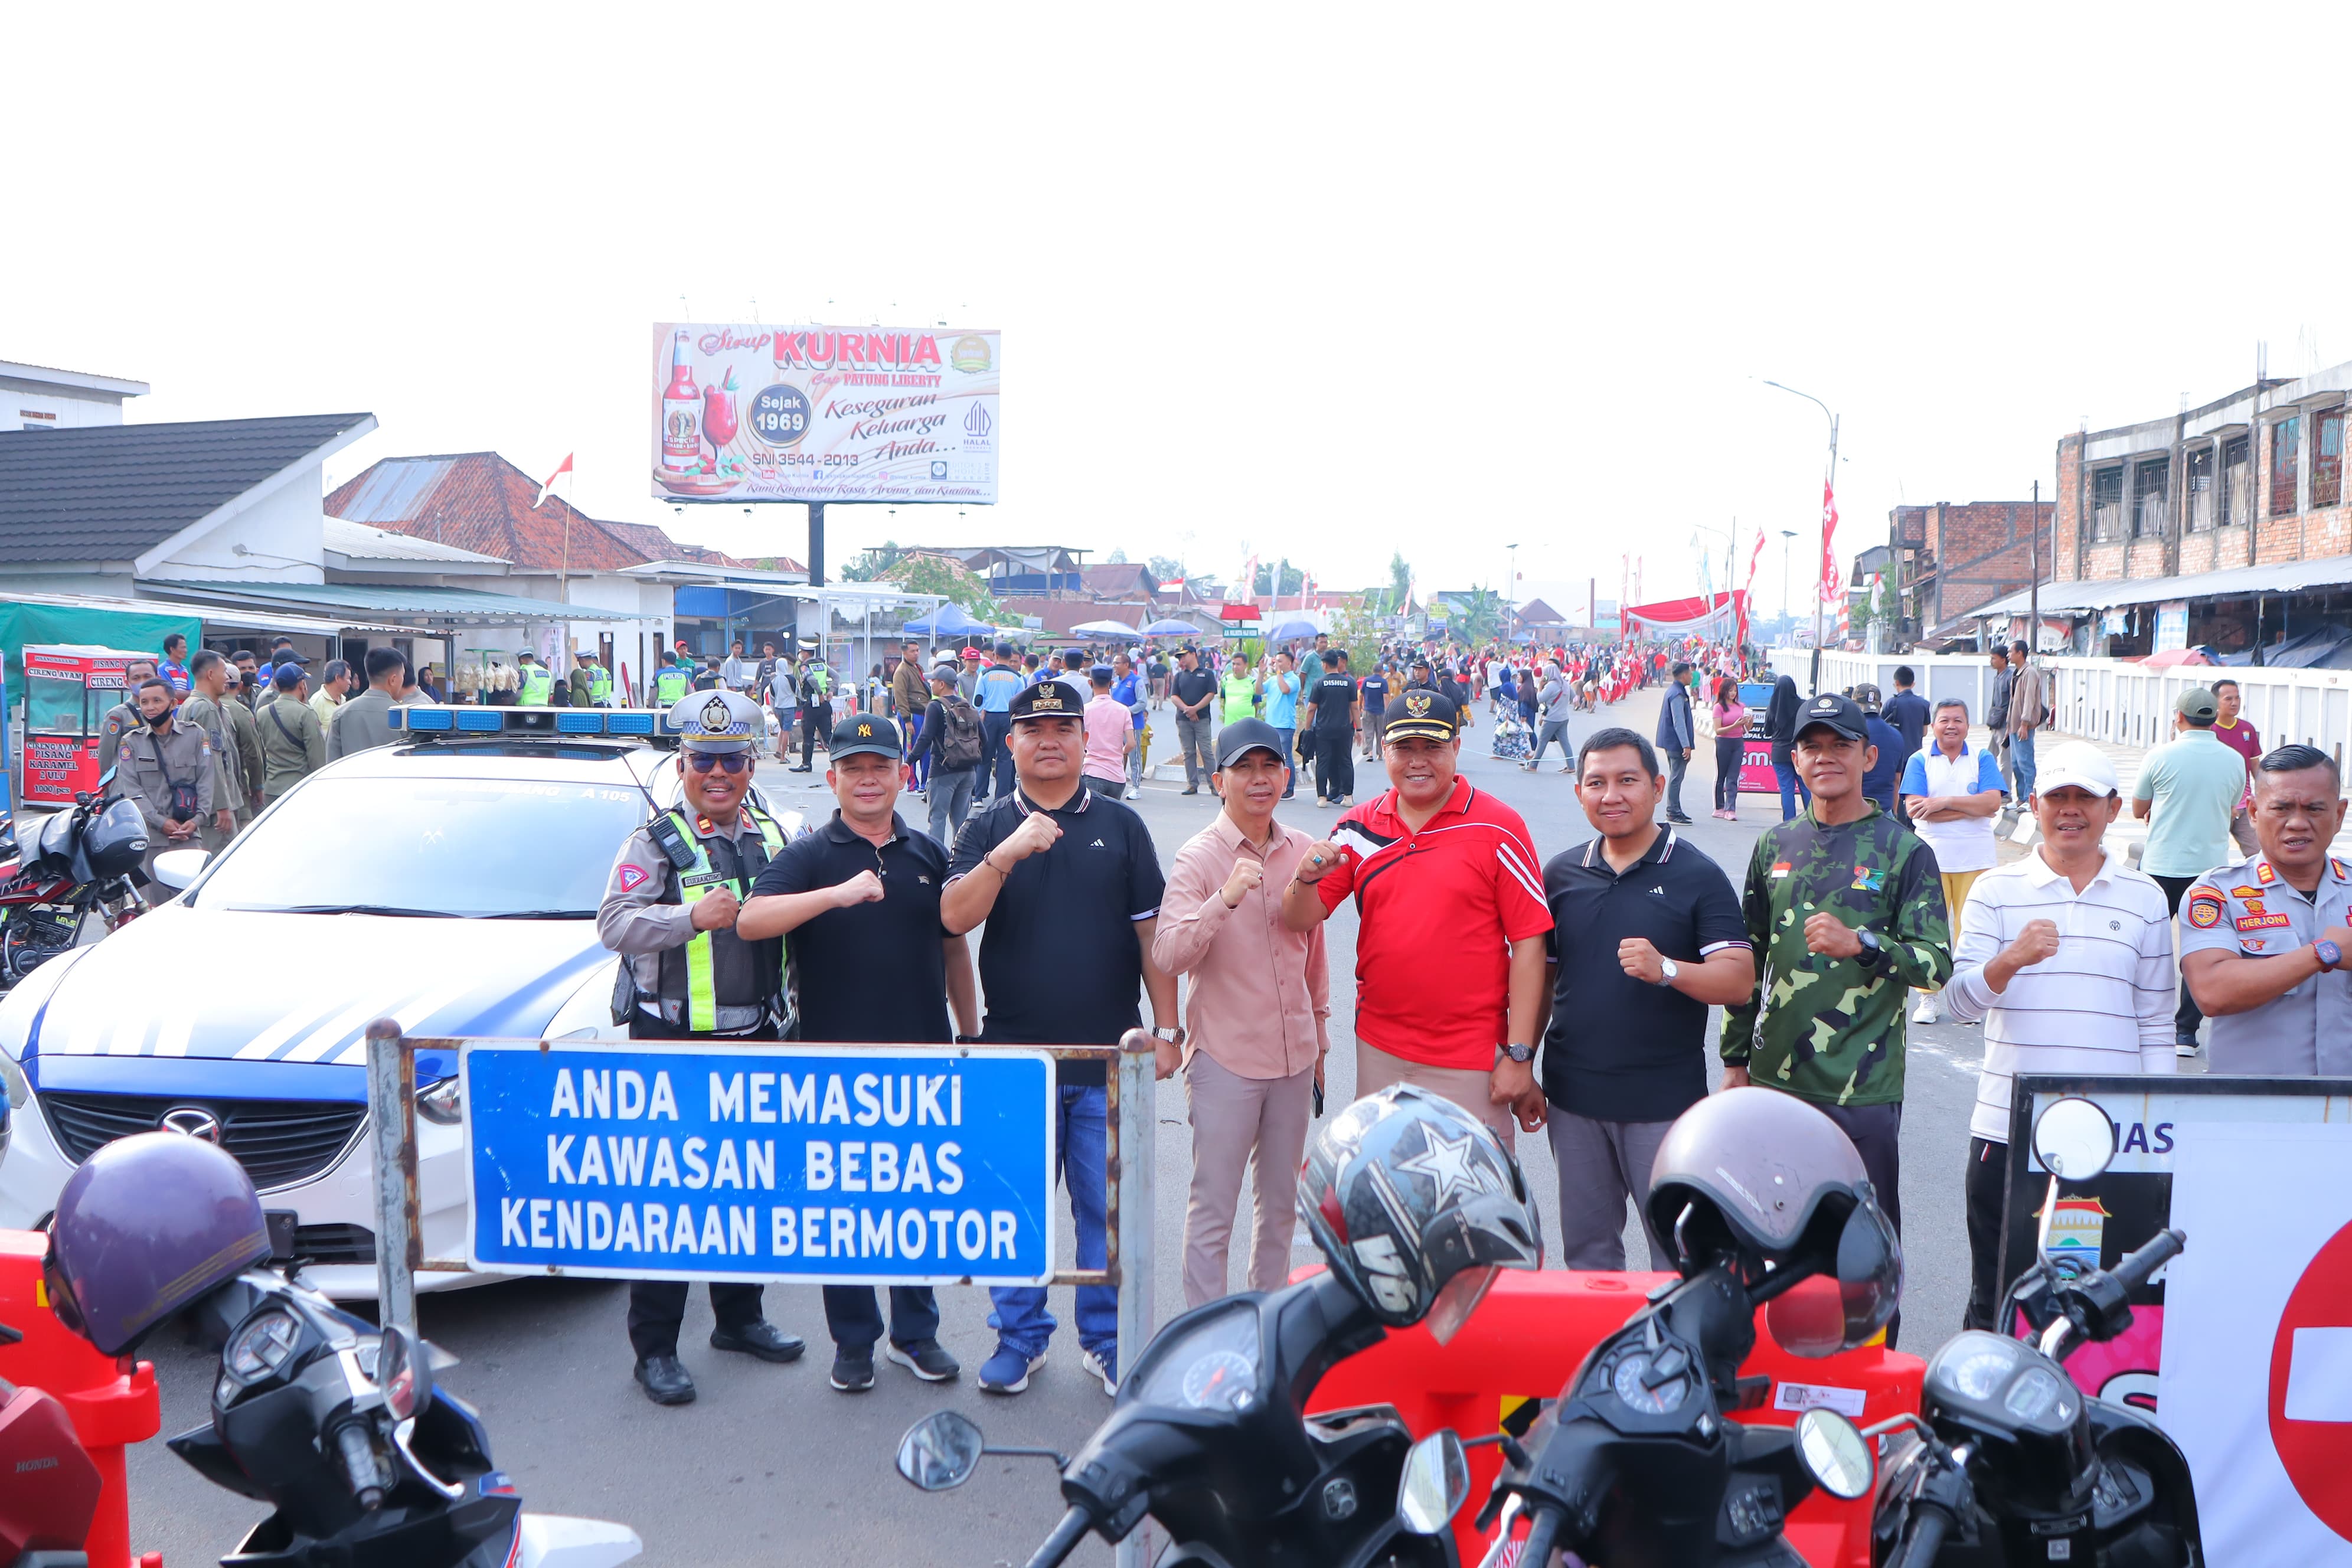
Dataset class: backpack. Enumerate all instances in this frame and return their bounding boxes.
[934,697,984,770]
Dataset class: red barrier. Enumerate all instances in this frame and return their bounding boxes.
[1301,1268,1922,1567]
[0,1230,161,1568]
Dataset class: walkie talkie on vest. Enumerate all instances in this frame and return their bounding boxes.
[647,812,698,872]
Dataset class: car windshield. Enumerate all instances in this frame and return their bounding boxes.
[190,773,651,918]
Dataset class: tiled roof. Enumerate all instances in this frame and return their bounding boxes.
[0,413,375,566]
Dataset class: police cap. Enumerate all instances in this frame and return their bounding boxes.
[1383,688,1459,743]
[1008,680,1082,723]
[671,690,765,753]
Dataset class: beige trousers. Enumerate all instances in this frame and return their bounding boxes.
[1182,1051,1316,1311]
[1354,1040,1517,1144]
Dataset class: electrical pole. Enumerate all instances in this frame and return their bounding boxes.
[2028,479,2040,655]
[1762,380,1840,654]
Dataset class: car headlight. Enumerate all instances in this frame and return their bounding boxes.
[0,1047,25,1112]
[416,1077,463,1126]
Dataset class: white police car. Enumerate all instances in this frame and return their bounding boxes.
[0,710,801,1299]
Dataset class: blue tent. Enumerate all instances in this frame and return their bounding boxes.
[901,603,991,638]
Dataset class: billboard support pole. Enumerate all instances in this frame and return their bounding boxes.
[808,501,827,588]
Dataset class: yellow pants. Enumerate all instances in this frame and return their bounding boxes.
[1919,868,1984,995]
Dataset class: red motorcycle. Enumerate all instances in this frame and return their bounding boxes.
[0,791,152,988]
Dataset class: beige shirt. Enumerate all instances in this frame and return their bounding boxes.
[597,809,786,1033]
[1152,811,1331,1078]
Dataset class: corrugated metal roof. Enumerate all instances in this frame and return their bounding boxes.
[334,456,455,522]
[139,580,639,623]
[1969,553,2352,619]
[322,515,508,564]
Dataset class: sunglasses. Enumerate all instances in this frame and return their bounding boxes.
[685,752,752,775]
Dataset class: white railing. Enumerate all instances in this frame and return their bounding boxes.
[1766,648,2352,770]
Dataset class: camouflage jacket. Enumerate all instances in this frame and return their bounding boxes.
[1720,803,1951,1106]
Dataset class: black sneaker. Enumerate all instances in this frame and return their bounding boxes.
[829,1346,877,1392]
[886,1338,961,1383]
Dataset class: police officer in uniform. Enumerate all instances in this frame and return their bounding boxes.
[596,690,806,1404]
[515,651,554,706]
[2179,743,2352,1074]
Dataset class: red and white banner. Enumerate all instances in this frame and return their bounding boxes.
[1818,481,1842,606]
[1739,530,1766,648]
[1619,590,1745,639]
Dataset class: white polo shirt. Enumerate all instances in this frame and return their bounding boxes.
[1942,848,2177,1142]
[1900,741,2005,874]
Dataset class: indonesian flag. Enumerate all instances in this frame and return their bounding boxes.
[1818,481,1841,606]
[537,452,574,509]
[1739,528,1765,649]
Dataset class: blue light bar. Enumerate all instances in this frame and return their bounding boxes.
[385,705,676,740]
[555,711,605,733]
[400,707,453,732]
[454,709,504,732]
[604,710,655,735]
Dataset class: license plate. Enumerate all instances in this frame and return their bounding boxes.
[264,1210,300,1259]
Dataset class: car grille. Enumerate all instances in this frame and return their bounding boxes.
[290,1223,377,1265]
[40,1093,367,1190]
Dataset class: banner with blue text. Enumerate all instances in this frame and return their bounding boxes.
[462,1043,1056,1285]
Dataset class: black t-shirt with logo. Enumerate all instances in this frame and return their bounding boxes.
[948,785,1166,1084]
[1170,665,1219,716]
[749,813,952,1044]
[1310,671,1358,730]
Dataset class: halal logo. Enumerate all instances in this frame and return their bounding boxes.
[698,697,733,731]
[964,403,992,437]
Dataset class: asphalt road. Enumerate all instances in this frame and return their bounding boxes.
[124,685,1982,1567]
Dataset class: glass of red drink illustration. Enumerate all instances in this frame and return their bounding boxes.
[703,378,738,472]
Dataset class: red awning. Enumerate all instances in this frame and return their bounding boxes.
[1619,590,1745,636]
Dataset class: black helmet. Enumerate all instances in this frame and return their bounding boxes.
[44,1132,271,1357]
[1299,1084,1543,1341]
[1645,1087,1900,1357]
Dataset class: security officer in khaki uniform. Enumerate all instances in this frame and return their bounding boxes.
[173,652,247,849]
[118,677,213,879]
[595,688,805,1406]
[94,658,158,780]
[2179,743,2352,1074]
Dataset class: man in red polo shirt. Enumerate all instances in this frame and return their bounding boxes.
[1283,688,1552,1141]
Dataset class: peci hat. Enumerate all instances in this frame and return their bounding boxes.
[1792,692,1868,744]
[829,713,904,762]
[2175,687,2219,723]
[1383,688,1461,744]
[2033,741,2120,798]
[1007,679,1083,723]
[1214,717,1287,769]
[671,690,766,753]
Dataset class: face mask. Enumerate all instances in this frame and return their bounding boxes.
[146,711,171,729]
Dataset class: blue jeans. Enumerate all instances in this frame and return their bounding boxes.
[2010,727,2037,800]
[988,1084,1113,1357]
[1774,760,1811,821]
[981,711,1015,800]
[1275,726,1296,796]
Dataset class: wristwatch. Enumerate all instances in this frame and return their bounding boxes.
[1152,1025,1186,1046]
[1502,1042,1534,1063]
[2317,939,2344,973]
[1854,929,1890,970]
[1655,958,1681,987]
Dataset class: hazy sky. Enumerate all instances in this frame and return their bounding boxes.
[9,6,2346,622]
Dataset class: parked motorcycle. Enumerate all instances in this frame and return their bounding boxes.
[0,1319,102,1568]
[41,1131,642,1568]
[0,785,150,986]
[895,1084,1544,1568]
[1868,1096,2201,1567]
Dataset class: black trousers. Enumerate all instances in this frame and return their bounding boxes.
[1817,1099,1903,1349]
[625,1011,776,1361]
[1314,727,1354,801]
[1713,735,1743,812]
[1964,1135,2007,1332]
[822,1284,940,1351]
[2151,874,2207,1041]
[801,703,833,768]
[981,710,1015,799]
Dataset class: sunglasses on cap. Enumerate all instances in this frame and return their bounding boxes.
[684,752,752,775]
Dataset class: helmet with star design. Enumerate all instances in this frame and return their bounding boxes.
[1298,1083,1542,1340]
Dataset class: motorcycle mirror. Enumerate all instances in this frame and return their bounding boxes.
[149,848,209,892]
[1395,1428,1470,1536]
[1794,1408,1873,1500]
[896,1410,986,1493]
[2032,1096,2116,1182]
[377,1325,434,1422]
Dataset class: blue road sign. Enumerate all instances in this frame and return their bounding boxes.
[462,1042,1057,1285]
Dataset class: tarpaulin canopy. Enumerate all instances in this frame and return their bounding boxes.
[0,600,202,689]
[1619,590,1745,638]
[901,603,992,638]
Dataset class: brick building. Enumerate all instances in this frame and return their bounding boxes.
[1889,499,2054,642]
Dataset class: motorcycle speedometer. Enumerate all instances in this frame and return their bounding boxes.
[224,1309,301,1383]
[1133,1300,1262,1413]
[1930,1332,2021,1403]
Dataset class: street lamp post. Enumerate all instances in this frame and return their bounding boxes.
[1779,529,1799,646]
[1762,380,1840,654]
[1504,542,1519,645]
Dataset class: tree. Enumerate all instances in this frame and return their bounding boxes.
[1253,560,1306,595]
[894,553,1005,624]
[842,540,906,582]
[1106,548,1128,564]
[1387,551,1412,612]
[1456,585,1504,643]
[1146,555,1184,582]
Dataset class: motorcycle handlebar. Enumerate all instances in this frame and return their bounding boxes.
[1897,1507,1949,1568]
[1517,1504,1564,1568]
[332,1422,383,1512]
[1022,1505,1092,1568]
[2110,1227,2186,1294]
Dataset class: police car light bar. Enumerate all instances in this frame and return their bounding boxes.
[387,707,685,740]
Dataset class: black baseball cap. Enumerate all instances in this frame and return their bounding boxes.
[829,713,903,760]
[1793,691,1869,743]
[1383,689,1461,743]
[1215,718,1286,769]
[1850,682,1882,714]
[1008,680,1082,723]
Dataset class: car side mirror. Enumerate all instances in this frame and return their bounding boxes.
[150,848,210,891]
[1396,1428,1469,1536]
[1793,1408,1874,1500]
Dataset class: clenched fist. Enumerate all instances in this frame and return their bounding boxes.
[834,870,885,908]
[2004,918,2060,969]
[1618,936,1667,984]
[1293,841,1344,884]
[1221,858,1265,908]
[690,886,741,931]
[1803,912,1863,960]
[998,812,1061,864]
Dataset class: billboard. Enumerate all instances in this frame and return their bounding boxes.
[651,323,998,505]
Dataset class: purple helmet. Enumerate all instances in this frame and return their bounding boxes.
[44,1132,270,1356]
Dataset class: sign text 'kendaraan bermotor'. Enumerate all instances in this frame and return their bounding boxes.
[462,1044,1054,1285]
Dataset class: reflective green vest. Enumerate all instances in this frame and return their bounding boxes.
[517,664,553,705]
[657,806,788,1033]
[654,665,691,704]
[587,667,612,704]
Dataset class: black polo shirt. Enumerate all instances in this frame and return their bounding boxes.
[749,812,953,1044]
[1309,671,1357,730]
[1170,664,1218,717]
[948,783,1165,1085]
[1540,827,1749,1123]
